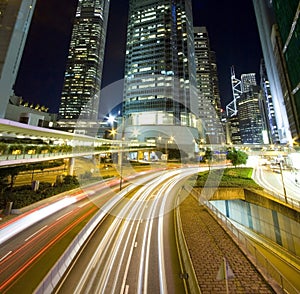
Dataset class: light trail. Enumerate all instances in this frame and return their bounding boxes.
[65,167,200,294]
[0,207,97,293]
[0,197,77,245]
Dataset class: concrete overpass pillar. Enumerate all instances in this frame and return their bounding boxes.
[138,150,144,161]
[68,157,75,176]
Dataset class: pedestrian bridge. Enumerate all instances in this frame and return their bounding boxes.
[0,119,155,167]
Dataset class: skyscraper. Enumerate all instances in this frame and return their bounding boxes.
[123,0,199,154]
[58,0,110,132]
[240,73,257,93]
[270,0,300,144]
[252,0,292,144]
[0,0,36,118]
[194,27,223,144]
[259,59,280,144]
[238,85,263,144]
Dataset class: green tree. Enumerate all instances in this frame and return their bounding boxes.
[226,148,248,167]
[0,143,7,155]
[202,148,213,170]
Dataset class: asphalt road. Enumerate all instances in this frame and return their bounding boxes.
[55,167,201,294]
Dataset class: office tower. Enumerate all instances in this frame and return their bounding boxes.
[58,0,110,132]
[228,115,241,145]
[194,27,224,144]
[270,0,300,144]
[260,59,280,144]
[240,73,257,93]
[238,85,263,144]
[123,0,199,154]
[226,66,242,117]
[0,0,36,118]
[252,0,292,144]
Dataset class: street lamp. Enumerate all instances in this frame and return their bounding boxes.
[278,161,288,203]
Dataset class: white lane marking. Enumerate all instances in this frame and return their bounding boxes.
[78,202,89,208]
[134,242,137,248]
[124,285,129,294]
[56,210,73,221]
[0,250,12,262]
[25,225,48,241]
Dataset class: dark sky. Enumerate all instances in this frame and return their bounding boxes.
[14,0,262,113]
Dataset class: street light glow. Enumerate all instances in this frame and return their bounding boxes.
[106,114,116,125]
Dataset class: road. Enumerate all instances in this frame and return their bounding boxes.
[253,164,300,206]
[0,180,124,292]
[55,167,201,294]
[0,167,201,293]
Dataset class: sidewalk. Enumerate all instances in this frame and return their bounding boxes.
[180,195,276,294]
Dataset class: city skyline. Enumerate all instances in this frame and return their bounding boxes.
[14,0,262,114]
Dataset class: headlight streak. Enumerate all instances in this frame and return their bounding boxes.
[75,167,201,294]
[74,179,157,293]
[0,207,97,293]
[0,197,77,245]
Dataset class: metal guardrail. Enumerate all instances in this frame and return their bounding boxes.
[0,147,155,167]
[191,189,300,294]
[261,187,300,211]
[175,194,201,293]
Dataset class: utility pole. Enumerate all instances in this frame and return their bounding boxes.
[278,161,288,203]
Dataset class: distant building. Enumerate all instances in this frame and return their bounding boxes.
[123,0,199,155]
[252,0,292,144]
[259,59,280,144]
[194,27,224,144]
[5,95,56,128]
[238,86,263,144]
[228,115,241,145]
[0,0,36,118]
[58,0,110,134]
[240,73,257,93]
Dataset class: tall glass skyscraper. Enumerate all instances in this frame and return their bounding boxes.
[271,0,300,144]
[123,0,199,153]
[0,0,36,118]
[252,0,292,144]
[58,0,110,132]
[194,26,223,144]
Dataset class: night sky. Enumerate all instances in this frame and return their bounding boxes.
[14,0,262,114]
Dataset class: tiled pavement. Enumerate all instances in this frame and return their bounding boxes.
[180,195,277,294]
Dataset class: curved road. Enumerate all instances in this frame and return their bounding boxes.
[55,168,201,294]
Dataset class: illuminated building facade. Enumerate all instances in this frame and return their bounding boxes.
[270,0,300,144]
[58,0,110,132]
[259,59,280,144]
[240,73,257,93]
[123,0,199,153]
[252,0,292,144]
[194,26,223,144]
[0,0,36,118]
[238,85,263,144]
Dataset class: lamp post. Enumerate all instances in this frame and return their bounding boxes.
[278,161,288,203]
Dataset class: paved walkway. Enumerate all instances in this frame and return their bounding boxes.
[180,195,276,294]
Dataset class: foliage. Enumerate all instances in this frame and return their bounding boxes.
[0,143,7,154]
[0,175,80,210]
[194,167,262,189]
[8,144,24,154]
[226,148,248,167]
[203,148,213,162]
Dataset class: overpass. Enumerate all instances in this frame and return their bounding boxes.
[0,119,156,169]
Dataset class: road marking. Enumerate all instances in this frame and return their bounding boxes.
[124,285,129,294]
[134,242,137,248]
[78,202,89,208]
[25,225,48,241]
[56,210,73,221]
[0,251,12,262]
